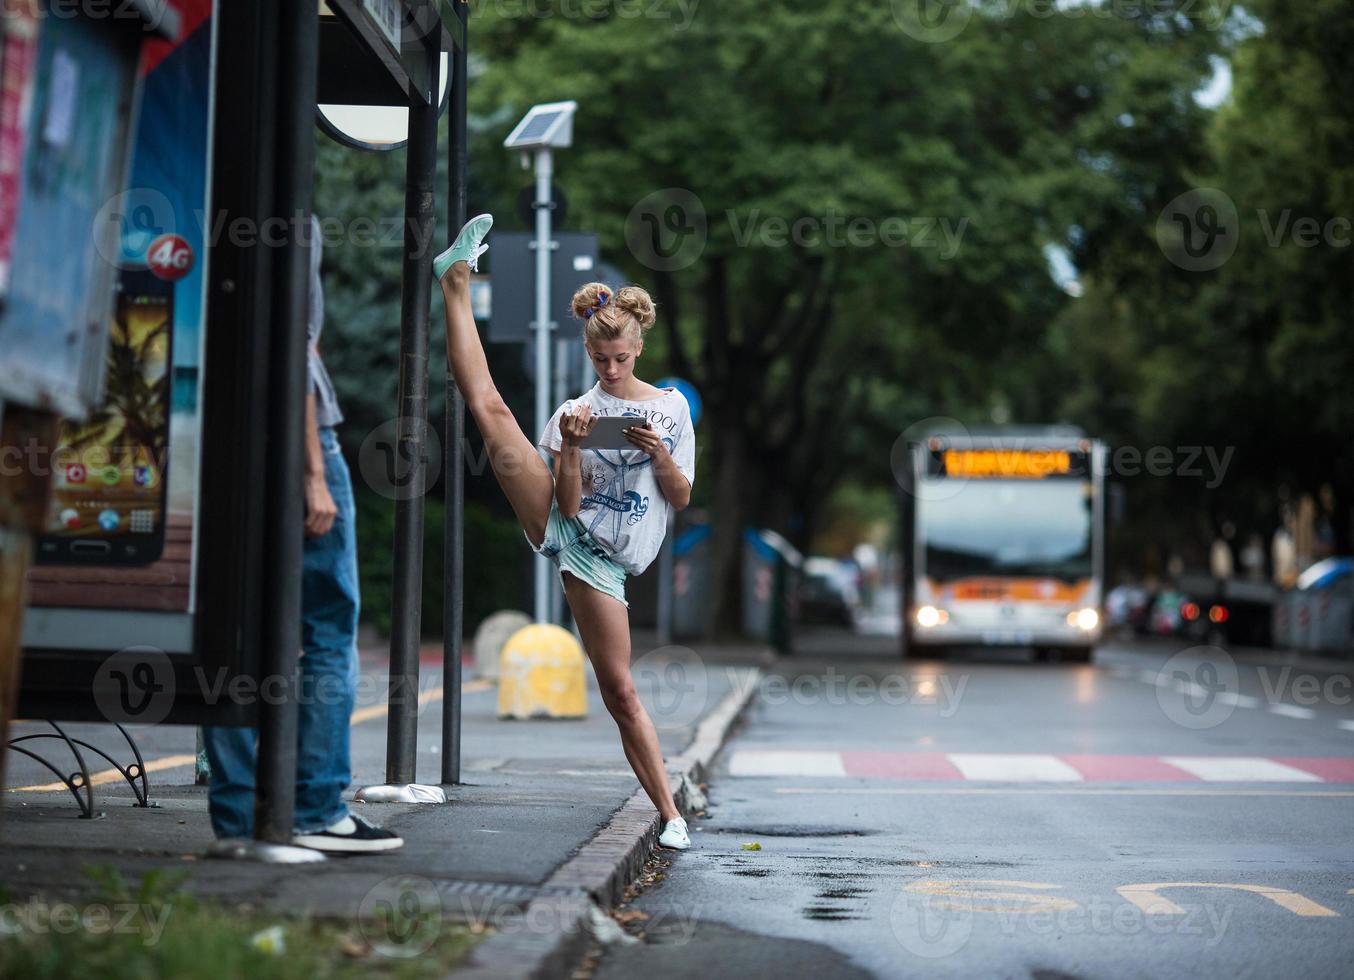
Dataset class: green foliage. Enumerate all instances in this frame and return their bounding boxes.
[0,866,478,979]
[354,487,525,638]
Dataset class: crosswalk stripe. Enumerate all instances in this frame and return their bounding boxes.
[1268,703,1316,720]
[722,750,1354,783]
[948,753,1083,782]
[1163,756,1323,782]
[728,750,846,777]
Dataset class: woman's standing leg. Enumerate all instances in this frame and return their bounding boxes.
[439,262,554,547]
[562,571,681,822]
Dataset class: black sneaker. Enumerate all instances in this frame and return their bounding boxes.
[293,813,404,853]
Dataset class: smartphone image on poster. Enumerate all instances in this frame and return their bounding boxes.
[37,267,173,565]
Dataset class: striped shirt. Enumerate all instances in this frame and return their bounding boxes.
[307,214,344,428]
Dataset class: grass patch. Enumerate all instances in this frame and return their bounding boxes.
[0,866,483,979]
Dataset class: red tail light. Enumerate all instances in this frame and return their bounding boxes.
[1209,604,1229,624]
[1181,602,1200,621]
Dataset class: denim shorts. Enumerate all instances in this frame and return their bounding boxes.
[524,503,629,608]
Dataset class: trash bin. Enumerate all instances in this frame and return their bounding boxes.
[743,528,803,652]
[1312,588,1353,654]
[672,524,713,640]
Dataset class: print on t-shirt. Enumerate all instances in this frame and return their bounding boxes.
[538,384,696,576]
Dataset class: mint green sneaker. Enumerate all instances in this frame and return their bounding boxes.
[434,213,494,280]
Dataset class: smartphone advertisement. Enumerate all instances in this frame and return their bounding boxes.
[24,0,214,623]
[38,269,174,564]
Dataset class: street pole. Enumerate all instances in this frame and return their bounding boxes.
[254,0,318,845]
[442,0,468,788]
[383,40,440,788]
[532,148,553,624]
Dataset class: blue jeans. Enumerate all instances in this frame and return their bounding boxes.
[201,426,360,837]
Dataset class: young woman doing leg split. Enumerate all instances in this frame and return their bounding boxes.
[434,215,697,850]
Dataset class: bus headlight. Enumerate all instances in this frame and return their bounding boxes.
[916,605,949,628]
[1066,608,1099,631]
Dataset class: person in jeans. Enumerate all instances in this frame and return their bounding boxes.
[201,216,401,853]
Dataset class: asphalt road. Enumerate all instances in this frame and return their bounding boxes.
[594,633,1354,980]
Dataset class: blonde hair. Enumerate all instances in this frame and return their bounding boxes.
[571,282,656,348]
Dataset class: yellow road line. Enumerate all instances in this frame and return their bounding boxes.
[8,753,198,794]
[7,678,493,792]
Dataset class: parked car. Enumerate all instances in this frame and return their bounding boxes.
[1106,585,1154,634]
[1150,588,1230,645]
[797,557,861,627]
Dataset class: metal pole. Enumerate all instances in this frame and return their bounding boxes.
[532,148,553,624]
[441,0,468,788]
[384,41,441,786]
[254,0,319,844]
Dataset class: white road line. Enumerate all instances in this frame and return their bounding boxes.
[947,753,1083,782]
[774,787,1354,797]
[1269,703,1316,720]
[1338,720,1354,733]
[727,750,846,778]
[1216,690,1260,708]
[1163,756,1323,782]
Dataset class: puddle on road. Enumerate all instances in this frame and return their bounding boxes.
[706,825,877,838]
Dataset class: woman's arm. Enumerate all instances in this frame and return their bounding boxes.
[624,422,691,510]
[651,442,692,510]
[553,404,595,518]
[553,445,584,518]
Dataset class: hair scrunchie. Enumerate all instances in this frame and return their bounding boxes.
[584,290,610,319]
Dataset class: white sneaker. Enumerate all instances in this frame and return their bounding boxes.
[658,816,690,850]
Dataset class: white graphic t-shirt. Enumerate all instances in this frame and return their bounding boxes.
[538,383,696,576]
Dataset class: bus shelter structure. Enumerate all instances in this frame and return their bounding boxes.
[2,0,474,851]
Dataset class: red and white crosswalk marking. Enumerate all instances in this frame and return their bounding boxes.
[724,749,1354,783]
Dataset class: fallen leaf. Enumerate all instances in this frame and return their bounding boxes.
[741,842,762,851]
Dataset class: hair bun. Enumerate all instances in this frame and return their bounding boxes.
[612,286,656,330]
[571,282,611,321]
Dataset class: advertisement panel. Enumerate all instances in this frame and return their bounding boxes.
[24,1,216,647]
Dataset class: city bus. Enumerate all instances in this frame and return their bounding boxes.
[898,426,1106,662]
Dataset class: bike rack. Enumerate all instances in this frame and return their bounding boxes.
[6,721,155,818]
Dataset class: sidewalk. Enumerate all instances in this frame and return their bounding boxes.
[1,635,771,977]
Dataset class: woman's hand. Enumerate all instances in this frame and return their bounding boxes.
[623,420,666,457]
[559,404,597,449]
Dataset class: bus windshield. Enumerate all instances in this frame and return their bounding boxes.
[920,479,1093,582]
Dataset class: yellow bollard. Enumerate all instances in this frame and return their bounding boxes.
[497,624,588,719]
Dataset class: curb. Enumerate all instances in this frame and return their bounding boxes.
[455,665,763,979]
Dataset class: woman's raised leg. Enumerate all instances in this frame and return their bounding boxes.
[562,571,681,822]
[440,262,555,547]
